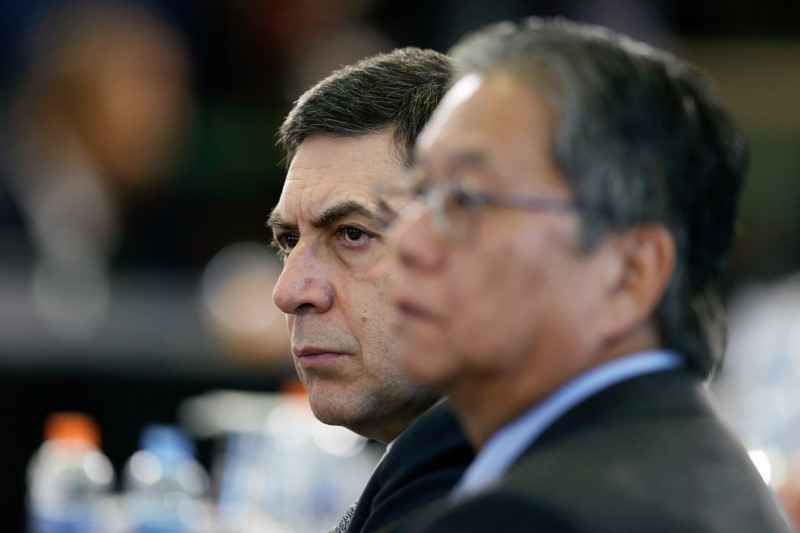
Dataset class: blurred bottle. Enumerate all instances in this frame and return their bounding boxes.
[26,412,116,533]
[122,424,210,532]
[212,396,377,532]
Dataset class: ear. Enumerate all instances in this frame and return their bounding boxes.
[597,224,675,346]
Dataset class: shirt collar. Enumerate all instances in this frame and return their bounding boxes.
[451,349,683,501]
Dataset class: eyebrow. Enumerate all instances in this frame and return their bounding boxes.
[266,209,296,233]
[266,199,391,233]
[415,149,490,173]
[449,150,490,169]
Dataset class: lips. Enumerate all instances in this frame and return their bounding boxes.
[293,346,348,368]
[294,346,344,357]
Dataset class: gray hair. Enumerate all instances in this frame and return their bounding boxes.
[450,17,748,377]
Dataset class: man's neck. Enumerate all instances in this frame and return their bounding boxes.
[354,397,440,444]
[452,333,663,449]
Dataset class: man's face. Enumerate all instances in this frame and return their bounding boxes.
[392,73,612,412]
[270,130,436,442]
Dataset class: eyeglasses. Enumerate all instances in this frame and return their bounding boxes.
[399,172,578,243]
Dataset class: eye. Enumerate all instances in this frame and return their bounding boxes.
[342,227,367,242]
[272,233,299,257]
[449,176,483,209]
[336,226,374,249]
[451,187,473,208]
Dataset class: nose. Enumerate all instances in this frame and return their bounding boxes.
[272,243,334,315]
[392,201,444,270]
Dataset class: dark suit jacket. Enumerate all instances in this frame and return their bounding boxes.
[347,401,473,532]
[411,370,791,532]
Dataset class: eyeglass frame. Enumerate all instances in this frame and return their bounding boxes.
[390,172,579,243]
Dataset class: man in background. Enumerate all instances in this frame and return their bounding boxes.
[392,18,791,531]
[267,48,473,532]
[1,0,189,337]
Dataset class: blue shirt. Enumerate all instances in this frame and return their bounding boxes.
[450,349,683,502]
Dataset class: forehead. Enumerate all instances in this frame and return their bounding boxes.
[418,72,560,190]
[276,130,404,219]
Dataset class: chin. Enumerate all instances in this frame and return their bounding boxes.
[400,362,451,391]
[307,397,355,428]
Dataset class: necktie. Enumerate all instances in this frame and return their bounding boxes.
[329,499,358,533]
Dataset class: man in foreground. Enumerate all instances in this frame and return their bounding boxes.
[391,18,791,531]
[267,48,472,532]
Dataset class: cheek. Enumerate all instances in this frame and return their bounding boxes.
[444,243,549,371]
[349,265,397,357]
[443,252,515,362]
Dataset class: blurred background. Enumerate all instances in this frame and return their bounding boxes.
[0,0,798,530]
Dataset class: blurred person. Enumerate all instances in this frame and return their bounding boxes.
[1,0,189,336]
[391,17,792,531]
[267,48,473,532]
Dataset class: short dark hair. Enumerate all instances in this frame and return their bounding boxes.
[450,18,748,378]
[278,47,454,167]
